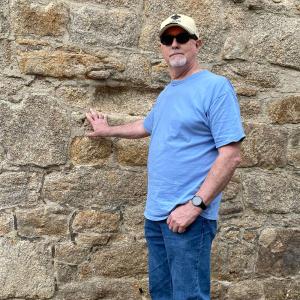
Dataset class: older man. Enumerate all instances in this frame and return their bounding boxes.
[86,14,245,300]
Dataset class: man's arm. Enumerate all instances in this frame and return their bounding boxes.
[86,109,149,139]
[167,142,242,233]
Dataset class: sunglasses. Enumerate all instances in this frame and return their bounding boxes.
[160,32,197,46]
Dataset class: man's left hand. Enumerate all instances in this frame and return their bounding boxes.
[167,201,202,233]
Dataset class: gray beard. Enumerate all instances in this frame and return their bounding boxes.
[169,56,187,68]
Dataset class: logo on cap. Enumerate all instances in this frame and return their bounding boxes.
[171,14,181,21]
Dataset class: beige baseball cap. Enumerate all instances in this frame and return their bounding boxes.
[159,14,199,38]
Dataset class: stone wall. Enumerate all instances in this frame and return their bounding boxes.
[0,0,299,299]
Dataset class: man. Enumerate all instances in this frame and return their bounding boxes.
[86,14,245,300]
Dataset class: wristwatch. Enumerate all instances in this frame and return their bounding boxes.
[191,195,207,210]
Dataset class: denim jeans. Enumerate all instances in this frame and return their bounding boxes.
[144,216,217,300]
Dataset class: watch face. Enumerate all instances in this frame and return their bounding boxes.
[192,196,202,206]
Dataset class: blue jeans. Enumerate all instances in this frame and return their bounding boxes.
[144,216,217,300]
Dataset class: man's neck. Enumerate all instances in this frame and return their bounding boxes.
[169,62,201,80]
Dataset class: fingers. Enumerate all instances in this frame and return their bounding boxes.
[86,109,104,121]
[167,216,186,234]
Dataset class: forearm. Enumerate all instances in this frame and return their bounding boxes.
[197,144,241,206]
[107,119,149,139]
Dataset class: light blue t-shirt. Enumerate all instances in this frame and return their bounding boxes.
[143,70,245,221]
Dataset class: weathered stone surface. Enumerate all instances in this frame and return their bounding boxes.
[70,136,112,165]
[42,167,147,208]
[69,4,140,48]
[0,39,12,71]
[115,138,149,166]
[75,232,112,247]
[239,99,261,118]
[18,48,125,80]
[287,128,300,168]
[0,238,55,299]
[0,0,10,38]
[73,210,120,234]
[242,171,300,214]
[226,280,264,300]
[0,171,42,209]
[268,95,300,124]
[223,13,300,69]
[0,94,70,166]
[0,211,13,235]
[257,227,300,276]
[263,277,300,300]
[16,203,70,238]
[94,86,157,116]
[211,236,257,280]
[55,84,93,108]
[84,239,148,278]
[54,277,144,300]
[55,241,90,265]
[212,63,280,94]
[220,174,244,216]
[12,0,69,37]
[240,122,288,168]
[0,75,31,103]
[123,204,145,238]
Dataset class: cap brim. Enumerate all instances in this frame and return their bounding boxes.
[159,23,194,37]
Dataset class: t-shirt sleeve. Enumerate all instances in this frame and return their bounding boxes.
[207,80,245,148]
[143,107,154,134]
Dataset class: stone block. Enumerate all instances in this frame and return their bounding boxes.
[0,75,31,103]
[54,277,144,300]
[42,167,147,208]
[268,95,300,124]
[211,237,257,280]
[0,0,10,38]
[18,50,102,79]
[0,171,42,209]
[242,171,299,214]
[0,211,13,235]
[240,122,288,168]
[16,203,70,238]
[287,128,300,168]
[115,138,149,166]
[226,280,264,300]
[223,14,300,70]
[0,238,55,299]
[123,204,145,238]
[93,86,158,116]
[212,62,279,92]
[72,210,120,234]
[69,4,140,48]
[86,239,148,278]
[0,94,70,167]
[70,136,112,165]
[55,262,78,285]
[263,277,300,300]
[12,0,69,37]
[55,84,93,108]
[75,232,112,247]
[55,241,90,265]
[239,99,261,118]
[0,40,12,71]
[257,227,300,276]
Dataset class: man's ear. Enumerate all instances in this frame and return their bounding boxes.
[196,39,203,49]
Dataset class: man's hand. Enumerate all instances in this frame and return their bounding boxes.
[167,201,201,233]
[86,109,111,138]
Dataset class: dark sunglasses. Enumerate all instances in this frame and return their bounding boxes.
[160,32,197,46]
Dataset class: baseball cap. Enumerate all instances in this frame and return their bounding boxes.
[159,14,199,39]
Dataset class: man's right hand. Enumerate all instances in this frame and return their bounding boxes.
[86,109,111,138]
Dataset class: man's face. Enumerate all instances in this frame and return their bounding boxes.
[160,26,200,68]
